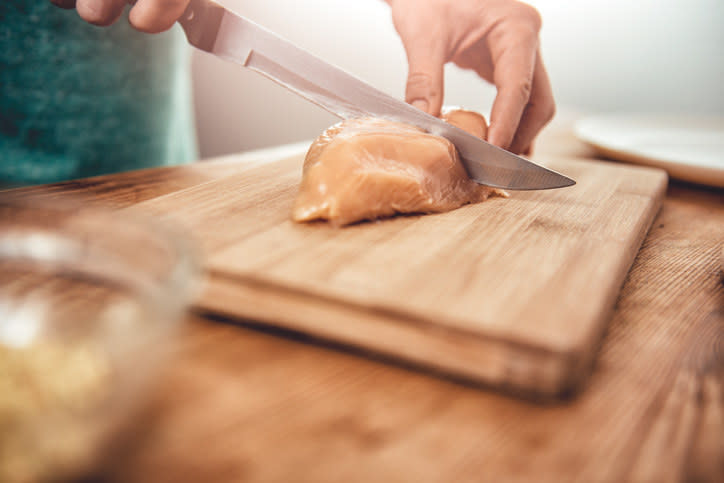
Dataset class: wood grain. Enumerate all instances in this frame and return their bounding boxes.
[5,123,722,482]
[103,179,722,483]
[134,154,667,399]
[1,154,258,208]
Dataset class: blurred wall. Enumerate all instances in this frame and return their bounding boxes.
[191,0,724,158]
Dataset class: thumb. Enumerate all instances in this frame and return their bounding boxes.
[404,47,445,117]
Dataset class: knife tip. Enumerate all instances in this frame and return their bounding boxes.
[560,176,577,188]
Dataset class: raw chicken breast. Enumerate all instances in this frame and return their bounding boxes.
[292,108,506,226]
[441,107,489,140]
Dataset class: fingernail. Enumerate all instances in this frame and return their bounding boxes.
[411,99,429,113]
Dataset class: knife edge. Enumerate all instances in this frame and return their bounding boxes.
[178,0,575,190]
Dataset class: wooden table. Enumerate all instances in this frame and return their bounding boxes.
[7,125,723,482]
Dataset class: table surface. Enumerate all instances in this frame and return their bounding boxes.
[7,124,723,483]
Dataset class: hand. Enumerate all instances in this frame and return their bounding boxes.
[49,0,189,33]
[386,0,555,154]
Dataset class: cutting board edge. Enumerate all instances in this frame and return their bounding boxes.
[554,166,669,388]
[178,155,670,400]
[202,165,671,357]
[199,273,595,400]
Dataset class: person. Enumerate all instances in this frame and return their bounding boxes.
[385,0,555,155]
[0,0,553,186]
[0,1,196,187]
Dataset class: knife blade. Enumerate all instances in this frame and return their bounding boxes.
[176,0,575,190]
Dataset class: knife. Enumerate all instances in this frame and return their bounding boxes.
[165,0,575,190]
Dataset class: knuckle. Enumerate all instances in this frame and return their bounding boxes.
[514,78,534,103]
[129,0,184,33]
[390,9,406,32]
[406,72,433,90]
[535,89,557,124]
[405,72,440,99]
[515,3,543,32]
[543,101,556,123]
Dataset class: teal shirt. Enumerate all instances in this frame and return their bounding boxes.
[0,2,197,186]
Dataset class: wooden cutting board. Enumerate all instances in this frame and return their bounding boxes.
[138,153,667,399]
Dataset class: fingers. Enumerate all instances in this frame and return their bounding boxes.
[75,0,127,26]
[128,0,190,33]
[50,0,77,9]
[54,0,187,32]
[486,35,538,150]
[508,51,555,155]
[403,42,446,117]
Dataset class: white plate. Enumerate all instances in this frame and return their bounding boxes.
[574,114,724,187]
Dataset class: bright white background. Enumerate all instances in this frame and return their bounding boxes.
[191,0,724,158]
